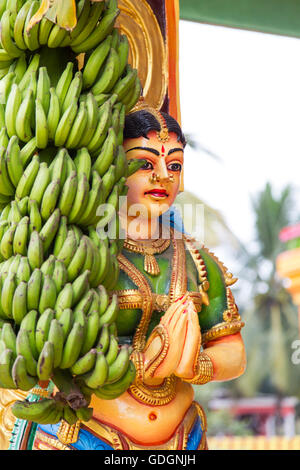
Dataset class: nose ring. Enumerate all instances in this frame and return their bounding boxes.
[149,172,174,184]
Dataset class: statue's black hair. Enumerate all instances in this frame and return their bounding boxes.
[124,110,186,147]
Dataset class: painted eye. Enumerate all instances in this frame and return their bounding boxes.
[168,163,182,171]
[140,161,153,170]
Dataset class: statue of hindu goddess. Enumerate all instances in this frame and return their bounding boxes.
[3,102,246,451]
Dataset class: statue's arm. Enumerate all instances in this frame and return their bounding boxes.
[203,332,246,382]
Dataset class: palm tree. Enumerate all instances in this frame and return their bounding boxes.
[233,182,300,398]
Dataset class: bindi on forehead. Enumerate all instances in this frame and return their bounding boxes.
[161,145,165,157]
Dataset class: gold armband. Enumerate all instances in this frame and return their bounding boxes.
[130,349,145,383]
[184,352,214,385]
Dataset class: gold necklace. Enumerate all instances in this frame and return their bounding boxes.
[123,236,171,276]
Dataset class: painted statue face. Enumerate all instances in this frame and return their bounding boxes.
[123,130,184,220]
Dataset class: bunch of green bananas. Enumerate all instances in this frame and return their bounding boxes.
[0,0,145,426]
[0,284,135,417]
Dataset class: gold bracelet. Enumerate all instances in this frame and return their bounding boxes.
[184,352,214,385]
[130,349,145,383]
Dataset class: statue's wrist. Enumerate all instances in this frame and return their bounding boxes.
[184,352,214,385]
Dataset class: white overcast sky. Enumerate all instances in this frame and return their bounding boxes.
[179,20,300,253]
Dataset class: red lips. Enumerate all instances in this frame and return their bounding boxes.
[145,189,168,196]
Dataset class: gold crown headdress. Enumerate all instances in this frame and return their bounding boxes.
[128,97,169,143]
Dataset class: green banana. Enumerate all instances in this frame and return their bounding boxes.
[73,289,94,315]
[56,229,78,267]
[27,230,44,270]
[98,285,110,316]
[52,259,68,294]
[106,344,130,384]
[54,99,78,147]
[53,216,68,257]
[1,322,17,357]
[23,1,40,51]
[70,2,105,49]
[48,319,64,368]
[0,272,16,319]
[0,223,17,259]
[80,93,99,147]
[12,354,37,391]
[5,83,22,138]
[105,334,119,365]
[37,340,54,381]
[74,147,91,180]
[8,201,22,224]
[57,171,78,217]
[55,283,73,318]
[0,348,16,388]
[62,71,83,114]
[0,10,23,58]
[99,294,119,328]
[71,270,90,307]
[67,173,89,224]
[36,67,51,115]
[112,65,137,102]
[65,101,88,149]
[19,137,37,166]
[93,127,117,176]
[18,53,40,92]
[12,280,28,324]
[13,216,29,255]
[60,322,85,369]
[35,308,55,354]
[57,307,73,342]
[16,154,40,200]
[39,275,57,313]
[79,171,103,227]
[72,9,119,54]
[40,255,56,277]
[40,179,61,221]
[39,208,61,253]
[38,16,54,46]
[11,398,56,422]
[28,199,42,234]
[82,351,108,389]
[47,87,61,141]
[70,348,97,376]
[91,47,120,95]
[117,34,129,76]
[16,328,37,377]
[13,2,32,50]
[29,162,51,206]
[20,309,39,359]
[55,61,74,104]
[15,256,31,283]
[125,75,142,112]
[80,310,100,356]
[82,34,112,89]
[94,361,135,399]
[15,87,34,142]
[5,136,23,188]
[66,237,87,282]
[0,147,15,196]
[27,268,42,311]
[35,98,49,149]
[87,99,112,155]
[47,23,68,48]
[97,324,110,355]
[66,0,90,44]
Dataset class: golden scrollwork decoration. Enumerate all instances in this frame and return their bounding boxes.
[116,0,168,111]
